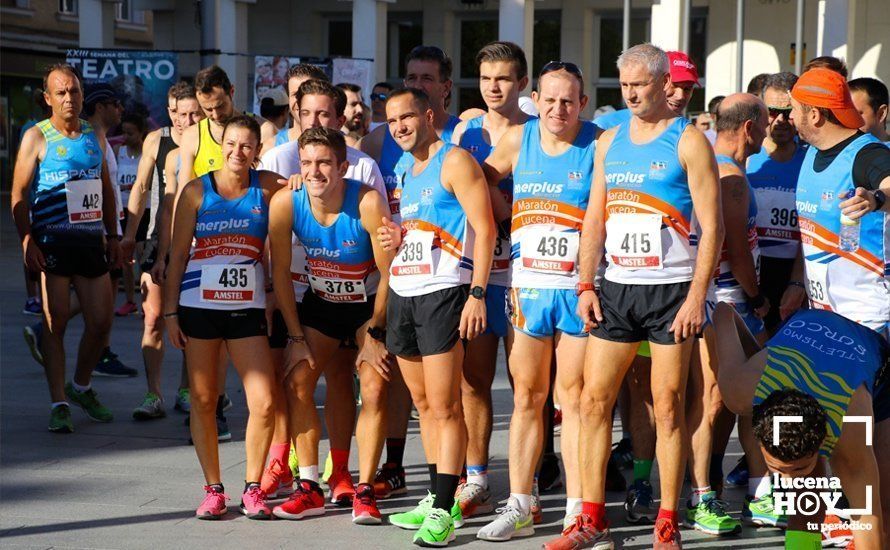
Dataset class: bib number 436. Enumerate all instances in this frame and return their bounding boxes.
[520,229,579,274]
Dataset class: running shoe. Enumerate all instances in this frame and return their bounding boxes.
[413,507,455,547]
[610,437,634,470]
[476,496,534,541]
[653,518,682,549]
[353,372,362,406]
[48,404,74,433]
[260,458,294,499]
[174,388,191,413]
[539,452,563,492]
[288,442,299,478]
[327,464,356,505]
[196,485,228,520]
[373,462,407,498]
[684,491,742,535]
[114,301,138,316]
[94,348,138,377]
[240,485,272,519]
[22,297,42,316]
[322,451,333,484]
[23,322,44,366]
[456,482,493,518]
[132,392,166,420]
[531,481,543,524]
[65,382,113,422]
[390,493,464,530]
[605,456,627,492]
[625,479,657,523]
[543,513,614,550]
[726,456,749,487]
[352,483,382,525]
[552,406,563,435]
[221,393,233,411]
[410,405,421,420]
[273,480,326,520]
[821,514,853,547]
[186,415,232,444]
[742,493,787,528]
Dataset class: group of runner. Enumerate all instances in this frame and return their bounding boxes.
[10,39,890,550]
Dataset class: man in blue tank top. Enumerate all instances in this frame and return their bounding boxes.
[358,45,463,501]
[377,87,495,546]
[712,302,890,549]
[450,41,531,524]
[575,44,723,550]
[11,64,121,434]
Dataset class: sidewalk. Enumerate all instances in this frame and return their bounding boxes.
[0,206,785,549]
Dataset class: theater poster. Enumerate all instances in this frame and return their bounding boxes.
[66,49,179,130]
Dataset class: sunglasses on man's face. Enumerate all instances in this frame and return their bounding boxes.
[371,93,388,102]
[539,60,583,79]
[768,106,792,119]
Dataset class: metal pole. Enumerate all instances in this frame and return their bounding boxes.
[795,0,805,74]
[682,0,691,53]
[736,0,744,92]
[623,0,631,52]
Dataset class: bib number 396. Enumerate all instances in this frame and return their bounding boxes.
[391,231,434,277]
[520,228,579,274]
[200,265,255,304]
[606,213,663,269]
[65,179,103,224]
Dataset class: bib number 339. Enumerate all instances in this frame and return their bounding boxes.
[606,213,663,269]
[391,231,434,277]
[200,265,255,304]
[65,179,103,224]
[520,228,579,274]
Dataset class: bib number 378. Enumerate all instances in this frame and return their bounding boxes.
[200,265,255,304]
[520,228,579,274]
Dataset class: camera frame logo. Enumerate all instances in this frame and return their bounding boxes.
[771,415,873,516]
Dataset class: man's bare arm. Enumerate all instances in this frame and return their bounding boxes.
[177,124,199,189]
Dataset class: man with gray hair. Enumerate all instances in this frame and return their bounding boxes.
[570,43,723,549]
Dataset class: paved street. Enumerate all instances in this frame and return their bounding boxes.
[0,202,784,549]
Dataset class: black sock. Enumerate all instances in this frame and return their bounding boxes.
[244,481,259,492]
[709,454,725,488]
[216,395,226,418]
[544,393,555,454]
[428,463,438,493]
[386,437,406,468]
[432,473,460,511]
[209,483,224,492]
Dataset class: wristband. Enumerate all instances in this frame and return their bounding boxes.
[575,282,595,296]
[286,334,306,344]
[787,281,805,289]
[748,293,766,309]
[163,312,178,319]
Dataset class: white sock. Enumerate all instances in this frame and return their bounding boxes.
[510,493,532,516]
[565,497,583,517]
[467,471,488,489]
[299,465,319,483]
[71,380,90,393]
[749,476,771,499]
[690,486,711,507]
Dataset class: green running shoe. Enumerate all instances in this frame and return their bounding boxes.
[48,405,74,433]
[685,492,742,535]
[288,442,299,479]
[322,451,333,484]
[133,392,166,420]
[743,492,788,528]
[413,507,455,547]
[391,492,434,530]
[65,382,113,422]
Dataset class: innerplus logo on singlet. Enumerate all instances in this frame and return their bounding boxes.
[796,200,819,214]
[304,246,341,259]
[196,218,250,232]
[515,182,563,195]
[400,202,420,216]
[605,171,646,187]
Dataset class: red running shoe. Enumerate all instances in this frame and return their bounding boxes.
[373,462,407,499]
[542,513,614,550]
[328,464,356,505]
[196,485,228,520]
[653,518,683,549]
[240,485,272,520]
[352,483,382,525]
[115,301,138,317]
[260,458,294,499]
[822,514,853,548]
[553,406,563,434]
[273,480,326,520]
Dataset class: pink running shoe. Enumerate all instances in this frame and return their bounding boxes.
[240,485,272,520]
[115,301,138,317]
[327,464,356,506]
[260,458,294,499]
[196,485,228,520]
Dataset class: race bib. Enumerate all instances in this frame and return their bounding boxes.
[520,228,579,274]
[200,264,256,304]
[290,240,310,288]
[606,213,663,269]
[391,230,434,277]
[65,179,103,224]
[309,276,367,303]
[492,235,511,273]
[755,189,799,242]
[805,261,830,309]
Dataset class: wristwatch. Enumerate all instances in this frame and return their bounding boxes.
[575,282,595,296]
[367,326,387,343]
[874,189,886,211]
[469,286,486,299]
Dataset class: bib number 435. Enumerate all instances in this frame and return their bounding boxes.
[200,265,255,304]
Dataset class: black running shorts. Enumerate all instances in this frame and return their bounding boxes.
[299,290,373,342]
[268,308,289,349]
[759,256,796,334]
[178,306,267,340]
[386,285,467,357]
[589,279,692,345]
[39,240,109,279]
